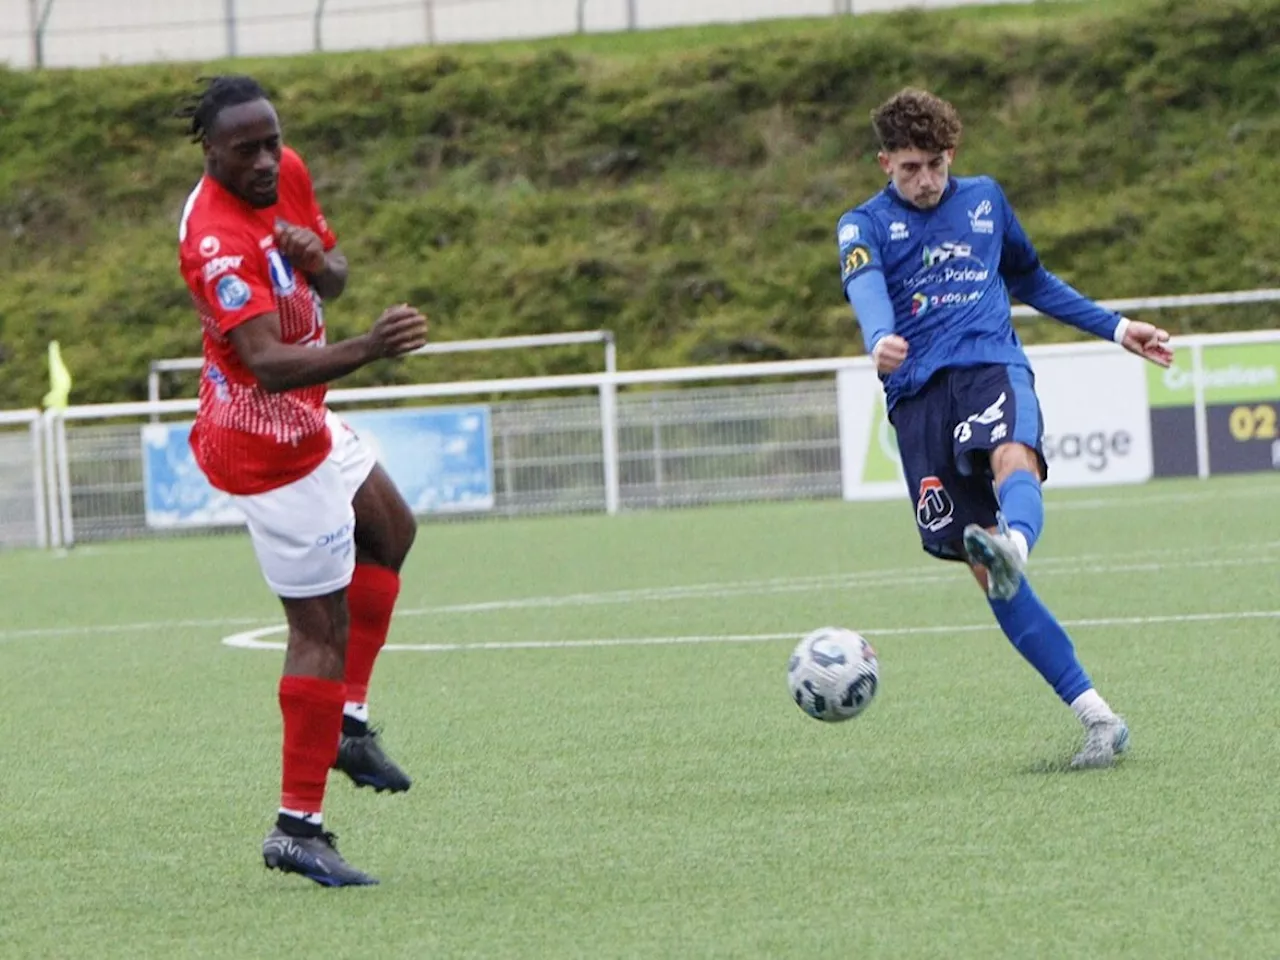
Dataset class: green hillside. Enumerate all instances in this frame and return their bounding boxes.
[1,0,1278,408]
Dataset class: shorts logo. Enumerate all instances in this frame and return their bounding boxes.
[316,521,354,557]
[199,235,221,258]
[916,476,954,532]
[842,244,872,279]
[215,274,252,311]
[953,391,1008,444]
[267,249,297,295]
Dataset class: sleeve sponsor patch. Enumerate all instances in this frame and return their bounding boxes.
[215,273,252,311]
[838,223,860,245]
[842,244,872,279]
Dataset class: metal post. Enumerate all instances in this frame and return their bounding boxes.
[604,332,617,376]
[225,0,238,58]
[55,414,74,548]
[29,0,56,69]
[651,395,664,505]
[500,430,514,515]
[577,0,588,33]
[313,0,329,51]
[30,419,48,550]
[600,331,621,513]
[1191,341,1210,480]
[425,0,436,44]
[42,412,62,549]
[600,378,620,515]
[625,0,636,30]
[147,367,161,424]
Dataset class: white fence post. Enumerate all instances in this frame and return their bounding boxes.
[1191,341,1210,480]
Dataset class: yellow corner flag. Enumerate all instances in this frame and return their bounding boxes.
[43,340,72,410]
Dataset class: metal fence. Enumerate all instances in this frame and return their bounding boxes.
[3,0,1037,69]
[54,376,842,543]
[5,289,1280,551]
[0,411,46,550]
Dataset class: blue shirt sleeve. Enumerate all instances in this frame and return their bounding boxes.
[997,186,1122,342]
[836,212,895,352]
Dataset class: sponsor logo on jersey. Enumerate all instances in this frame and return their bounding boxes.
[890,222,909,241]
[205,362,231,402]
[842,244,872,279]
[203,255,244,282]
[199,235,221,258]
[838,223,860,245]
[266,249,297,295]
[968,199,995,234]
[922,241,972,267]
[910,289,985,317]
[215,274,252,311]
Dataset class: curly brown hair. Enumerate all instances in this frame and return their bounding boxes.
[871,88,963,154]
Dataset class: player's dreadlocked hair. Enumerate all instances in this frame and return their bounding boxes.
[871,88,963,154]
[175,75,270,143]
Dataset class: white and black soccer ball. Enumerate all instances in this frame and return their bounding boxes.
[788,627,879,722]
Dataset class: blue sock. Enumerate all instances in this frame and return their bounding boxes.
[989,581,1092,705]
[997,469,1044,552]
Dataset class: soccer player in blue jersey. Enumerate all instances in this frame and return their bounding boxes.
[837,88,1174,768]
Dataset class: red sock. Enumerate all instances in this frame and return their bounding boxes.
[344,563,401,706]
[278,675,345,814]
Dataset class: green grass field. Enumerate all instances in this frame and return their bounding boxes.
[3,473,1279,958]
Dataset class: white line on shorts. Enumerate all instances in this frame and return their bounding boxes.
[220,609,1280,653]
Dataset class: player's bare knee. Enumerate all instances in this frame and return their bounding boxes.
[990,441,1040,487]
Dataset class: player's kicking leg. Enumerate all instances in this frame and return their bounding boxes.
[235,459,378,886]
[966,437,1128,769]
[325,414,417,794]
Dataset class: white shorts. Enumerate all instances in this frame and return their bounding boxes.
[233,410,379,599]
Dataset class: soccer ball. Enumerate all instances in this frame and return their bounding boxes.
[788,627,879,722]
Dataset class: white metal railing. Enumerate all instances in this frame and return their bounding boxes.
[0,409,47,550]
[147,329,618,411]
[1008,288,1280,319]
[24,328,1280,549]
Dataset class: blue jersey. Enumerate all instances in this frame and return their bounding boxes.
[836,175,1124,411]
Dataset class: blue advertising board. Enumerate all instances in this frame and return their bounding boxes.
[142,406,494,529]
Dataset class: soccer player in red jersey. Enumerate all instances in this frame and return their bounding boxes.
[176,75,426,886]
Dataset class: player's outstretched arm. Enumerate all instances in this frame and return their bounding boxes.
[228,304,428,394]
[1004,268,1172,367]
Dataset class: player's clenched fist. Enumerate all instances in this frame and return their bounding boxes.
[273,218,327,275]
[872,334,909,374]
[367,304,429,358]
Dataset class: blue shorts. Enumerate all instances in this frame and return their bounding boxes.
[887,363,1047,563]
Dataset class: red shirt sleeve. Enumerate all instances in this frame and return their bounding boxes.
[183,226,277,336]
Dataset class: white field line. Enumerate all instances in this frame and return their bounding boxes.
[2,539,1278,644]
[221,610,1280,653]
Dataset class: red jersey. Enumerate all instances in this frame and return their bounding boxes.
[178,147,338,495]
